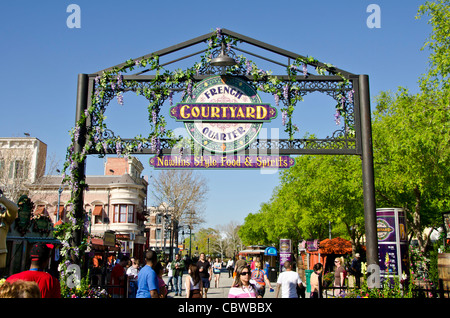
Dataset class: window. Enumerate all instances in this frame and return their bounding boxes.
[8,160,29,179]
[156,228,161,240]
[113,204,135,223]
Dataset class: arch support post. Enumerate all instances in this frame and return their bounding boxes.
[71,73,89,264]
[359,74,380,287]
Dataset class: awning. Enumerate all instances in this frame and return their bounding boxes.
[34,206,46,215]
[54,205,64,215]
[92,205,103,216]
[264,247,278,256]
[239,249,265,255]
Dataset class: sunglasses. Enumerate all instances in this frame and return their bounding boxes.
[240,271,250,276]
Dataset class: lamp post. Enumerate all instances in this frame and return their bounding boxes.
[56,184,64,223]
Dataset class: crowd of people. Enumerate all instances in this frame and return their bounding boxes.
[0,238,361,299]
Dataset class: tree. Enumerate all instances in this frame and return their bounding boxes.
[239,154,365,255]
[372,1,450,252]
[417,0,450,91]
[372,89,450,252]
[149,169,208,225]
[216,221,242,258]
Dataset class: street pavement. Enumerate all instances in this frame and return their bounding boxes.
[163,269,278,299]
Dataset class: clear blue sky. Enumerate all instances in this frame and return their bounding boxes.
[1,1,432,229]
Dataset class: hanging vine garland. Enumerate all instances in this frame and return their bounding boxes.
[57,28,355,288]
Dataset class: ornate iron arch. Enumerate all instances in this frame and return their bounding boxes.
[68,29,378,281]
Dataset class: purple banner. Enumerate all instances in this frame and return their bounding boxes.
[377,208,408,280]
[170,103,277,122]
[279,239,292,272]
[149,155,295,169]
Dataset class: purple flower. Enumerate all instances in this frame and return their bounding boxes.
[302,64,308,76]
[117,92,124,105]
[117,73,123,88]
[246,61,252,75]
[347,89,354,104]
[283,84,289,100]
[187,82,192,97]
[116,141,122,155]
[151,136,156,151]
[152,110,157,124]
[216,28,222,38]
[282,111,287,126]
[169,91,174,106]
[156,138,161,155]
[274,93,280,107]
[73,126,80,142]
[334,110,341,125]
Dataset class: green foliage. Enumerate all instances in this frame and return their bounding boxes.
[239,153,365,248]
[417,0,450,91]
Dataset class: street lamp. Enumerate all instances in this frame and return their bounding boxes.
[56,184,65,223]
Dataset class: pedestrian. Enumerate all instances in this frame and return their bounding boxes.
[0,190,18,271]
[0,280,41,298]
[171,253,185,296]
[251,261,273,297]
[197,253,212,298]
[333,256,346,295]
[233,255,247,279]
[153,261,167,298]
[226,258,234,278]
[6,242,61,298]
[350,253,362,288]
[166,260,174,292]
[310,263,324,298]
[109,255,129,298]
[275,261,303,298]
[136,250,159,298]
[185,263,203,298]
[213,257,222,288]
[126,258,139,298]
[228,264,261,298]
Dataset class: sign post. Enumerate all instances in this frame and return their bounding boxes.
[376,208,408,283]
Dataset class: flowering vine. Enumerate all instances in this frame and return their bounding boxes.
[58,28,355,287]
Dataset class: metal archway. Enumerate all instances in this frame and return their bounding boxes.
[71,29,378,282]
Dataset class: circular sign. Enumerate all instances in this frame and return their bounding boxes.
[377,219,394,241]
[182,76,263,153]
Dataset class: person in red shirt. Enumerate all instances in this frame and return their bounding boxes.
[7,242,61,298]
[109,255,130,298]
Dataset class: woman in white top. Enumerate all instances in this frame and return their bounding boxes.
[185,264,203,298]
[166,261,174,292]
[126,258,139,298]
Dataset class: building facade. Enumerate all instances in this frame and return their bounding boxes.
[0,137,47,202]
[146,203,179,257]
[27,157,149,261]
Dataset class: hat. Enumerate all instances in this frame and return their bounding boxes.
[30,242,53,261]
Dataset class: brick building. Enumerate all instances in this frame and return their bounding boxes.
[28,157,149,261]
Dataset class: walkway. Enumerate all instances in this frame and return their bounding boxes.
[163,269,278,299]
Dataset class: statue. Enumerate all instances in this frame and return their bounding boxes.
[0,189,19,268]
